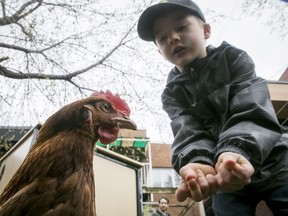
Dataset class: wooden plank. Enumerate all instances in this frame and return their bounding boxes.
[119,129,146,138]
[96,145,144,168]
[268,82,288,101]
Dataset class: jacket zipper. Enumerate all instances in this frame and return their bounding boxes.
[191,67,222,135]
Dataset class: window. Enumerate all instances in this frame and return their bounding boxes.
[151,168,181,188]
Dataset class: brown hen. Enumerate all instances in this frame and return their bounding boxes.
[0,91,137,216]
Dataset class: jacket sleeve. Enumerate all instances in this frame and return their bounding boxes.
[215,47,282,172]
[162,88,216,173]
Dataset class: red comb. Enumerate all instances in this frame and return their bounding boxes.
[90,90,131,116]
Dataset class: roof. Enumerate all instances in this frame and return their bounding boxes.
[268,81,288,125]
[0,126,32,143]
[0,126,33,157]
[0,125,40,160]
[279,67,288,81]
[96,146,143,168]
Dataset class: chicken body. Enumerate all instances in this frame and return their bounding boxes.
[0,94,136,216]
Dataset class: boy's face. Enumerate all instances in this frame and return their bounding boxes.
[153,9,210,72]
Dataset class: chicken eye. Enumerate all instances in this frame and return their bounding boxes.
[100,102,111,112]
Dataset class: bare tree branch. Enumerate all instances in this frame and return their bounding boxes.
[0,57,9,62]
[0,24,136,80]
[0,36,72,53]
[0,0,43,25]
[1,0,6,17]
[69,24,135,78]
[0,65,69,80]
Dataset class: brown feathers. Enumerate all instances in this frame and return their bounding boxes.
[0,93,136,216]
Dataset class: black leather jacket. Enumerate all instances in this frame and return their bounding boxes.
[151,209,170,216]
[161,41,288,191]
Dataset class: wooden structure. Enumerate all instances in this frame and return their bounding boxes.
[268,81,288,125]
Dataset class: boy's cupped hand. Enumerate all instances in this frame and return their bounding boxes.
[176,163,218,202]
[175,152,255,202]
[215,152,255,192]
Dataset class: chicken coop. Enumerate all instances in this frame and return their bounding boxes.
[0,124,144,216]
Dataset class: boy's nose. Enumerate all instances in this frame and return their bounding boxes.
[168,32,180,44]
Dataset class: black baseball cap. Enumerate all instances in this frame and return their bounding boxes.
[137,0,206,41]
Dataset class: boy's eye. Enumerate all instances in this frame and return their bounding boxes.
[177,25,187,31]
[156,35,166,43]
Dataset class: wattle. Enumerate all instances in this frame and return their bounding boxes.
[98,126,119,144]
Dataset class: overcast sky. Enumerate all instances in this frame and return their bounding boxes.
[195,0,287,80]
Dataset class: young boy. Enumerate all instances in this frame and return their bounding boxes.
[137,0,288,215]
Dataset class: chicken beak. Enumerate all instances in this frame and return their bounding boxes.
[112,116,137,130]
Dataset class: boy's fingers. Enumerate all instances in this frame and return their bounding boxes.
[206,174,218,195]
[222,160,246,179]
[195,169,210,198]
[223,159,254,182]
[187,178,203,202]
[180,166,197,180]
[223,160,236,170]
[230,167,253,184]
[175,180,191,202]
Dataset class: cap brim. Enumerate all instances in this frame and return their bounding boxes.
[137,4,185,42]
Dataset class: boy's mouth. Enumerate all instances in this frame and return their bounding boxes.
[173,46,185,55]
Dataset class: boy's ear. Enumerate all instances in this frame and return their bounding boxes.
[204,23,211,39]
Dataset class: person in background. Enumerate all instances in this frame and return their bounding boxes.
[152,197,170,216]
[137,0,288,215]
